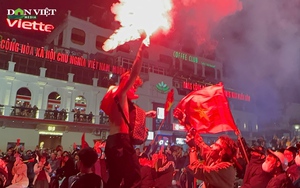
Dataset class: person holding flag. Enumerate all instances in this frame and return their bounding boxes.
[186,133,237,188]
[173,82,249,187]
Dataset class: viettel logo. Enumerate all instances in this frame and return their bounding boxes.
[156,81,169,93]
[7,8,56,20]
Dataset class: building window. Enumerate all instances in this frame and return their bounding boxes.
[159,54,173,66]
[120,57,133,69]
[204,66,215,79]
[71,28,86,45]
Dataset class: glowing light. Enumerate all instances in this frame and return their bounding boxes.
[39,131,63,135]
[102,0,173,51]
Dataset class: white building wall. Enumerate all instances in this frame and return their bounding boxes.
[0,128,39,152]
[0,67,108,116]
[61,132,101,151]
[0,127,102,152]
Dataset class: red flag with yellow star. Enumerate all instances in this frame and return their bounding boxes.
[164,89,174,118]
[173,82,237,134]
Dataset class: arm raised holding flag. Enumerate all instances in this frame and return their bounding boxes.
[173,82,249,164]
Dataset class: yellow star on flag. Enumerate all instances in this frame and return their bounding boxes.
[195,101,209,121]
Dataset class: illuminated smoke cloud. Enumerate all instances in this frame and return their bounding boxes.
[163,0,242,57]
[214,0,300,124]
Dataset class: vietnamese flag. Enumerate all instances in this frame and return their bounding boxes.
[81,133,89,149]
[164,89,174,117]
[173,82,237,134]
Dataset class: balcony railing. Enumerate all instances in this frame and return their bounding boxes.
[0,104,109,125]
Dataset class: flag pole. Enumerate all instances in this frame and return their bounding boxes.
[235,129,249,164]
[153,119,165,142]
[223,88,250,164]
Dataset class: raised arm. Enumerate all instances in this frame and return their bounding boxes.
[116,36,147,100]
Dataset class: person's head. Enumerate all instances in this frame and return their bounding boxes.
[284,146,297,163]
[26,150,32,156]
[120,71,143,100]
[39,155,47,164]
[50,152,57,160]
[77,147,98,170]
[74,153,79,161]
[14,152,23,163]
[62,151,70,162]
[57,150,62,157]
[135,148,141,156]
[262,150,287,174]
[210,135,237,162]
[56,145,63,152]
[250,146,265,159]
[6,148,13,156]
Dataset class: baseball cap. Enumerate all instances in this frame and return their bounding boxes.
[250,146,265,155]
[267,149,288,170]
[285,146,298,157]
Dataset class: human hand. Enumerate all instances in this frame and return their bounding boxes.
[185,132,196,148]
[146,110,156,118]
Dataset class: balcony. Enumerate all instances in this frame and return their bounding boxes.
[0,104,110,132]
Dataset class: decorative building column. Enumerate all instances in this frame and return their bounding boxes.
[4,105,11,116]
[37,81,47,119]
[201,64,205,77]
[0,77,13,105]
[92,78,98,87]
[69,111,74,122]
[68,73,74,82]
[5,76,16,106]
[65,86,74,122]
[8,61,16,72]
[39,67,47,77]
[93,90,101,124]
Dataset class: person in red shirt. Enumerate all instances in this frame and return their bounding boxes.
[33,155,51,188]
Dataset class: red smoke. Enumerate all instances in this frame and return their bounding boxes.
[169,0,242,50]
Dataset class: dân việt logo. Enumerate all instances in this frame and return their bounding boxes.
[7,8,57,20]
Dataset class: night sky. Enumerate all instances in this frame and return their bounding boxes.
[1,0,300,126]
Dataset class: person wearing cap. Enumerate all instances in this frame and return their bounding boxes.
[241,146,272,188]
[7,152,29,188]
[262,149,295,188]
[185,133,237,188]
[284,147,300,187]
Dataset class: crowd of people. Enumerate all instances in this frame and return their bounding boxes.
[0,143,108,188]
[11,102,38,119]
[0,135,299,188]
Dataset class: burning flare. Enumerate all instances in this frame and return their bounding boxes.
[102,0,173,51]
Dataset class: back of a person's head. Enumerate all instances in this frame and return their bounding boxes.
[78,147,98,168]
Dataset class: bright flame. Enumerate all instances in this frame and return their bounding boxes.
[103,0,173,51]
